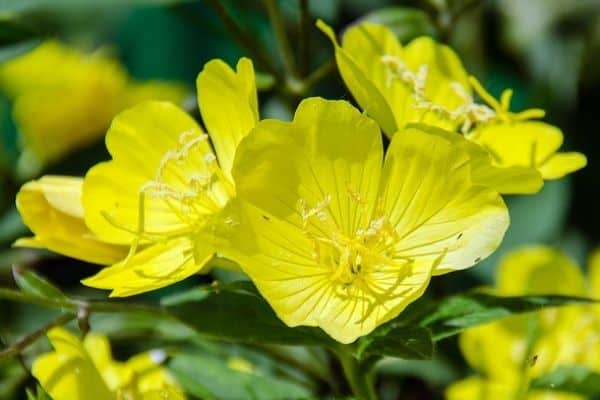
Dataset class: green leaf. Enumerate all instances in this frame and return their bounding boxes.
[531,365,600,396]
[169,352,312,400]
[12,266,68,301]
[0,38,41,64]
[418,292,595,341]
[357,325,433,360]
[0,0,192,13]
[355,6,437,42]
[164,282,334,346]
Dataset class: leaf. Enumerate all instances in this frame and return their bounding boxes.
[531,365,600,396]
[0,0,192,13]
[0,38,42,64]
[164,282,334,346]
[418,292,595,341]
[169,353,312,400]
[355,6,437,42]
[356,325,433,360]
[12,266,69,301]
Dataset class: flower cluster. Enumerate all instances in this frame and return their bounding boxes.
[14,21,585,357]
[447,246,600,400]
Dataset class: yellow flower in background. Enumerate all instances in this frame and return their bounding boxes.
[32,328,184,400]
[224,97,509,343]
[0,40,187,175]
[318,21,586,194]
[15,175,127,265]
[446,246,600,400]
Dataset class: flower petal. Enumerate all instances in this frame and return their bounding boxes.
[538,152,587,179]
[381,127,509,275]
[234,97,383,237]
[197,57,258,178]
[83,101,222,244]
[412,123,543,194]
[81,237,211,297]
[32,328,114,400]
[15,176,127,264]
[320,21,469,136]
[446,377,516,400]
[317,20,398,136]
[496,246,586,296]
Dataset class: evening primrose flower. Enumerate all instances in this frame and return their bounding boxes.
[15,57,258,296]
[318,21,586,194]
[15,176,127,264]
[224,97,509,343]
[447,246,600,400]
[0,40,187,174]
[32,328,184,400]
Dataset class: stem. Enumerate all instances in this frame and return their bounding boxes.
[263,0,298,78]
[301,58,335,92]
[0,313,75,360]
[298,0,310,76]
[205,0,280,77]
[335,347,377,400]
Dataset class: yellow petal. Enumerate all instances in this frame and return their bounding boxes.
[320,21,470,136]
[445,377,516,400]
[496,246,585,296]
[32,328,115,400]
[15,176,127,264]
[126,351,183,397]
[82,237,211,297]
[228,99,436,342]
[588,248,600,297]
[317,20,398,136]
[197,57,258,178]
[234,97,383,237]
[412,123,543,194]
[382,127,509,275]
[472,121,584,181]
[82,101,221,244]
[538,152,587,180]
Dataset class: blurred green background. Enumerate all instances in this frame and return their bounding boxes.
[0,0,599,399]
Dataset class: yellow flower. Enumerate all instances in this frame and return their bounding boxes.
[318,21,586,194]
[224,97,509,343]
[0,40,187,173]
[32,327,184,400]
[15,175,127,265]
[447,246,600,400]
[14,57,258,296]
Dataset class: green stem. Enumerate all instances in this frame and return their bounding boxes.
[335,347,378,400]
[205,0,280,77]
[0,313,75,360]
[298,0,311,76]
[263,0,298,78]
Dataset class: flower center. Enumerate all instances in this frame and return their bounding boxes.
[298,193,407,292]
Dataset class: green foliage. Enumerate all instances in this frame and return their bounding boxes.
[531,365,600,397]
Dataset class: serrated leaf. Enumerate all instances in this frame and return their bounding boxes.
[12,266,68,301]
[355,6,437,42]
[165,282,334,346]
[419,292,595,340]
[357,325,433,360]
[531,365,600,396]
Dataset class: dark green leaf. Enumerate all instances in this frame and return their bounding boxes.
[531,365,600,396]
[355,6,437,42]
[165,282,334,346]
[0,0,192,13]
[12,266,68,301]
[419,292,595,340]
[357,325,433,360]
[0,38,41,63]
[169,352,312,400]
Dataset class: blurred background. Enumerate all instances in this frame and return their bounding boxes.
[0,0,599,398]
